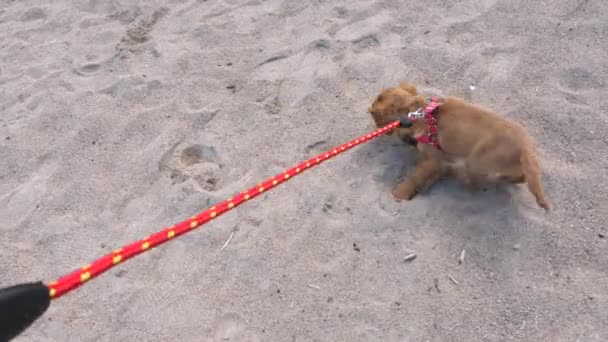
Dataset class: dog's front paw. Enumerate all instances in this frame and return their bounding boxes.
[392,181,417,201]
[537,198,551,211]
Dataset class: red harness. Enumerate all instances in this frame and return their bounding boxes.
[410,97,441,150]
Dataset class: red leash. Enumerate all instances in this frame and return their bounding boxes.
[47,121,400,299]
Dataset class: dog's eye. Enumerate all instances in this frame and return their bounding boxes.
[377,95,384,102]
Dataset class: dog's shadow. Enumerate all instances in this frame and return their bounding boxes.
[351,135,417,188]
[354,136,532,264]
[354,135,524,212]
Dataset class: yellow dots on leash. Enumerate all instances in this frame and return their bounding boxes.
[258,186,265,193]
[112,248,123,264]
[81,272,91,282]
[272,179,278,185]
[141,241,150,250]
[296,167,301,173]
[306,162,311,167]
[168,230,175,238]
[49,280,58,297]
[284,173,290,179]
[225,198,233,208]
[244,193,250,200]
[190,220,198,228]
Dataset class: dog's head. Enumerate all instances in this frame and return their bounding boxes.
[368,83,427,145]
[367,82,426,128]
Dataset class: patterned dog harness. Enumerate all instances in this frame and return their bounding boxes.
[399,97,441,150]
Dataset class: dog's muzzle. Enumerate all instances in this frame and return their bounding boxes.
[399,117,413,128]
[399,108,425,128]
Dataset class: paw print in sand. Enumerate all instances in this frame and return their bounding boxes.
[160,143,223,192]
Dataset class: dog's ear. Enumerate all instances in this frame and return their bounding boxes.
[399,82,417,95]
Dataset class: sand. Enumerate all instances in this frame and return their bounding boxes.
[1,0,607,341]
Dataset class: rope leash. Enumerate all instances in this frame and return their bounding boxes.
[0,121,400,340]
[47,120,400,299]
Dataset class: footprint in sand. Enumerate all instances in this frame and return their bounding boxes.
[97,77,165,108]
[210,312,261,341]
[333,6,348,19]
[263,95,282,115]
[558,67,604,91]
[0,155,59,230]
[160,143,224,193]
[25,96,43,111]
[116,7,168,57]
[181,145,222,191]
[352,34,380,53]
[107,6,143,25]
[20,8,47,22]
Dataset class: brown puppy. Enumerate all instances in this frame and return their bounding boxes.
[368,82,550,210]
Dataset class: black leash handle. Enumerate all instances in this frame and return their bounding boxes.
[0,282,50,341]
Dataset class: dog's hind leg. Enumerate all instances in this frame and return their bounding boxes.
[520,144,550,210]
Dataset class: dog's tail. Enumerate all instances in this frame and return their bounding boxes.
[521,142,550,210]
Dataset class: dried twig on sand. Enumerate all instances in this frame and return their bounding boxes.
[307,284,321,290]
[447,274,460,285]
[458,249,466,264]
[403,254,417,262]
[220,231,236,251]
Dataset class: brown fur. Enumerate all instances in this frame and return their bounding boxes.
[368,82,550,210]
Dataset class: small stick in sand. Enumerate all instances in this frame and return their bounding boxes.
[403,254,417,262]
[458,249,466,264]
[447,274,460,286]
[220,230,236,251]
[307,284,321,290]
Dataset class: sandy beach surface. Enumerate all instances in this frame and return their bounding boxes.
[1,0,607,341]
